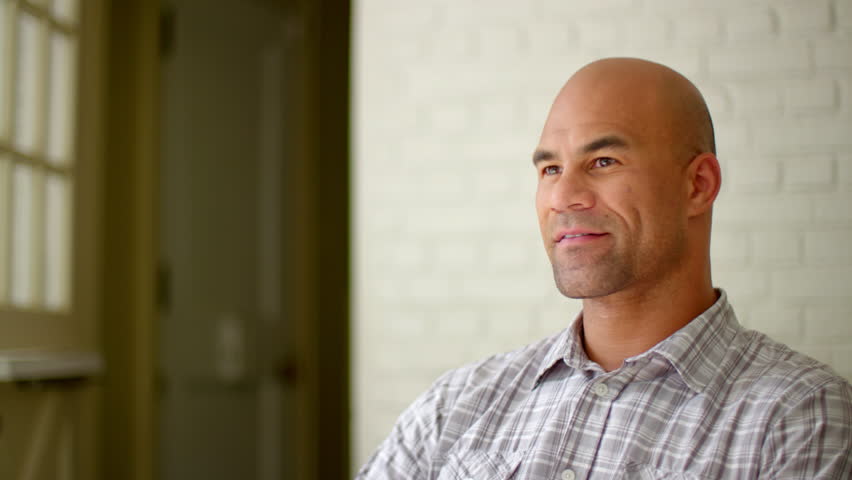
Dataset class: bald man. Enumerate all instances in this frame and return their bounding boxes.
[357,59,852,479]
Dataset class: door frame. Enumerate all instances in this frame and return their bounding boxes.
[286,0,352,477]
[101,1,159,479]
[101,0,351,478]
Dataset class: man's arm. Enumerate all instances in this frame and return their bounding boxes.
[760,379,852,479]
[355,382,448,480]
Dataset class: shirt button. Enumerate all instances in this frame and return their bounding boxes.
[592,383,609,397]
[561,469,576,480]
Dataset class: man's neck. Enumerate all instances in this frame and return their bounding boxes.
[580,279,717,372]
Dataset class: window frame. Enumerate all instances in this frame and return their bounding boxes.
[0,0,102,356]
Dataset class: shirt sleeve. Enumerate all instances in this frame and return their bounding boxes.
[759,379,852,479]
[355,379,449,480]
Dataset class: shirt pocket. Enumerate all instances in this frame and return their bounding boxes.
[435,450,525,480]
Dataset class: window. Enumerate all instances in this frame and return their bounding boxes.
[0,0,98,359]
[0,0,78,315]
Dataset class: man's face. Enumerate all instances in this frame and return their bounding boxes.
[534,82,691,299]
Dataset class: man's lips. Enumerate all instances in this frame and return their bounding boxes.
[553,229,609,244]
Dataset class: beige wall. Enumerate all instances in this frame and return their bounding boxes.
[352,0,852,467]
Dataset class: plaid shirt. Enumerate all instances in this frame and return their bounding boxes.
[357,291,852,479]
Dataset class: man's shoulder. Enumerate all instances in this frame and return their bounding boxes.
[727,326,851,401]
[422,329,566,408]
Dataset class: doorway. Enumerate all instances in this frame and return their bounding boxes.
[102,0,351,478]
[157,0,336,478]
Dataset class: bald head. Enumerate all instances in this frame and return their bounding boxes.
[547,58,715,158]
[535,57,723,302]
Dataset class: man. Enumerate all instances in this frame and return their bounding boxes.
[357,58,852,479]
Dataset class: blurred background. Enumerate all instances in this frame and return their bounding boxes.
[0,0,850,479]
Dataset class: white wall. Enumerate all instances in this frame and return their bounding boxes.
[352,0,852,467]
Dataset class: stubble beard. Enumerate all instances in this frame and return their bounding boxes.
[550,248,636,299]
[549,223,688,300]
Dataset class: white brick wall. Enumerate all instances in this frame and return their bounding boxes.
[352,0,852,469]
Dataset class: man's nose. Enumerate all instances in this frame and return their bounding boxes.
[550,172,595,212]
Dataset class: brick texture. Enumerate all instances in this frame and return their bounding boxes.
[353,0,852,470]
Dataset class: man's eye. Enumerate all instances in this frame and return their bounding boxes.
[593,157,616,168]
[542,165,561,176]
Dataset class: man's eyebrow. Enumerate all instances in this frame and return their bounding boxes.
[532,135,630,165]
[532,149,555,165]
[581,135,629,153]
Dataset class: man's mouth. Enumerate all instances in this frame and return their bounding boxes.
[554,230,608,245]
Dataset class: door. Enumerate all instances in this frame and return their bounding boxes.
[158,1,295,478]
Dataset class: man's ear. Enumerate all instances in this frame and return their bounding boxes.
[686,153,721,218]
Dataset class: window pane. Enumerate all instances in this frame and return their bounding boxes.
[0,156,9,304]
[46,32,76,166]
[52,0,78,25]
[11,163,36,307]
[0,1,9,141]
[44,173,71,311]
[13,12,44,155]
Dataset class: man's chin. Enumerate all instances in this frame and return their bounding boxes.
[557,286,614,300]
[552,270,629,299]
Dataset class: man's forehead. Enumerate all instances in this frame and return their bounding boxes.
[538,120,640,149]
[548,84,658,126]
[539,84,669,155]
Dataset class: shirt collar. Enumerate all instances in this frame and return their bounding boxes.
[638,289,740,394]
[532,313,589,388]
[533,289,741,394]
